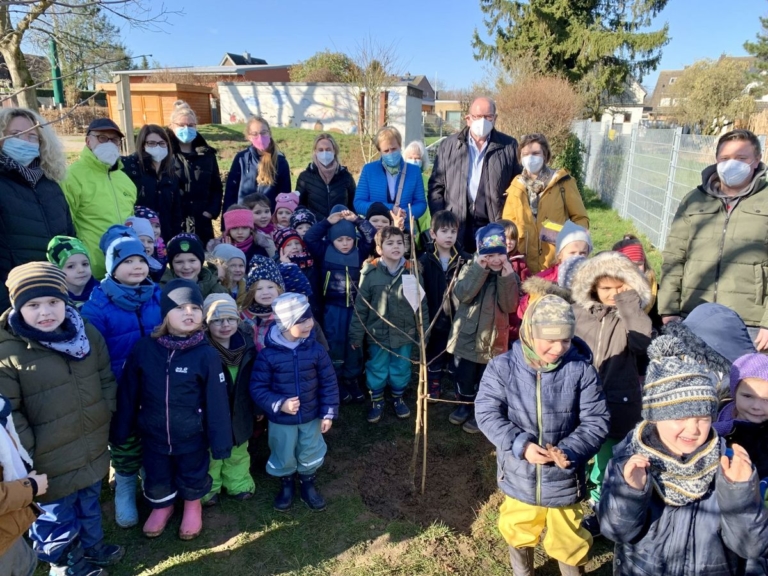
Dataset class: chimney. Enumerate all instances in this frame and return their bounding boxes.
[243,51,250,63]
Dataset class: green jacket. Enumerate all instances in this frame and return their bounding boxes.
[61,147,137,280]
[447,259,519,364]
[0,311,116,502]
[348,259,429,350]
[160,265,228,299]
[659,164,768,327]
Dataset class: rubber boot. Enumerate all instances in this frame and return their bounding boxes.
[449,395,473,425]
[273,474,296,512]
[508,546,534,576]
[49,539,105,576]
[427,379,441,402]
[142,505,174,538]
[298,473,326,512]
[113,472,139,528]
[558,562,585,575]
[179,499,202,540]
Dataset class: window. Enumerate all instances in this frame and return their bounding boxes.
[669,77,677,84]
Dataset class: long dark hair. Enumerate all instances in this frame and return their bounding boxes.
[136,124,174,177]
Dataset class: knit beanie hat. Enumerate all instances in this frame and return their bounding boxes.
[274,192,300,214]
[161,278,204,319]
[203,293,239,324]
[246,255,285,292]
[211,243,247,266]
[274,228,303,253]
[279,262,313,296]
[365,201,393,223]
[47,235,90,269]
[475,223,507,256]
[528,294,575,340]
[125,217,155,240]
[328,204,356,242]
[555,221,592,256]
[134,206,160,225]
[272,292,312,332]
[290,207,316,229]
[167,233,205,266]
[6,261,68,309]
[642,336,719,422]
[223,209,255,231]
[730,353,768,398]
[557,255,586,289]
[616,243,645,263]
[99,225,149,277]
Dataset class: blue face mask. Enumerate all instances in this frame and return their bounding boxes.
[2,138,39,166]
[175,126,197,144]
[381,150,402,168]
[406,158,422,169]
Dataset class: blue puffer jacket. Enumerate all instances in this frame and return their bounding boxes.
[81,283,163,380]
[598,435,768,576]
[354,159,427,225]
[250,325,339,426]
[475,337,609,507]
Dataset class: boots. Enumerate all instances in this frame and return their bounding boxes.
[113,472,139,528]
[49,539,105,576]
[508,546,534,576]
[367,399,384,423]
[142,505,174,538]
[449,395,473,425]
[558,562,585,575]
[83,542,125,567]
[344,378,366,403]
[462,405,480,434]
[273,474,296,512]
[298,473,326,512]
[179,499,202,541]
[428,379,441,401]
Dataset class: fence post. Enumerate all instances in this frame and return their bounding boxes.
[659,127,683,251]
[621,125,638,219]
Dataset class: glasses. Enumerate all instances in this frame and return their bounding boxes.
[209,318,238,326]
[8,131,39,144]
[467,114,495,121]
[89,133,122,145]
[145,140,168,148]
[248,130,270,137]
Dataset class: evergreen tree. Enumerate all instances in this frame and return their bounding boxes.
[744,11,768,93]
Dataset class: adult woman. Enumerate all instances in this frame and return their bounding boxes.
[501,133,589,274]
[0,107,74,310]
[223,116,291,211]
[354,126,427,226]
[296,132,356,219]
[166,100,223,246]
[122,124,183,241]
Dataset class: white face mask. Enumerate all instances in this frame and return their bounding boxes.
[470,117,493,139]
[717,159,753,188]
[315,150,335,167]
[92,142,120,166]
[145,145,168,163]
[522,155,544,175]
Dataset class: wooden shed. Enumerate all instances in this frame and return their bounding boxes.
[97,83,214,128]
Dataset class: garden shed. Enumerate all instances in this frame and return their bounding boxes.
[97,82,214,128]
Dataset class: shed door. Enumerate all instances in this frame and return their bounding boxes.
[141,95,163,125]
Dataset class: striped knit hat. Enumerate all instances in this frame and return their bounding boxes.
[6,261,68,309]
[46,235,90,269]
[203,293,239,324]
[272,292,312,332]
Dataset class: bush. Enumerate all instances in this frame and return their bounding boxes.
[40,105,109,135]
[289,51,359,83]
[553,133,586,194]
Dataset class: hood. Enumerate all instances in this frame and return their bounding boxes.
[564,336,593,365]
[701,161,768,199]
[264,323,314,351]
[522,275,573,303]
[570,251,651,310]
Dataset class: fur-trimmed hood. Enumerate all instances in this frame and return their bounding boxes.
[522,275,573,303]
[571,251,651,310]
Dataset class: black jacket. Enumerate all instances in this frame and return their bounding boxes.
[296,162,356,219]
[121,153,183,240]
[0,167,75,310]
[418,245,470,334]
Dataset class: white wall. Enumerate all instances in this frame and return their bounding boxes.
[601,106,645,134]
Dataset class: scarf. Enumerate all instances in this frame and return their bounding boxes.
[207,330,246,367]
[9,306,90,360]
[315,159,338,185]
[288,252,314,270]
[256,222,276,237]
[241,309,274,351]
[101,277,155,312]
[520,165,555,219]
[629,421,721,507]
[232,234,254,255]
[519,300,563,373]
[0,154,44,187]
[383,159,400,176]
[324,244,359,269]
[156,330,205,350]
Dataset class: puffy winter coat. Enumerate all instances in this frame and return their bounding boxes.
[598,436,768,576]
[571,251,652,439]
[160,265,227,299]
[354,159,427,224]
[501,169,589,274]
[223,147,291,210]
[418,245,471,334]
[0,310,116,502]
[476,338,609,507]
[80,283,163,380]
[61,146,137,279]
[113,335,232,459]
[296,162,356,219]
[447,260,519,364]
[250,325,339,426]
[121,153,183,240]
[0,166,75,310]
[0,465,36,556]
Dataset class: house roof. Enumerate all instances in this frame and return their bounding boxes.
[220,52,267,66]
[648,70,685,110]
[0,53,49,84]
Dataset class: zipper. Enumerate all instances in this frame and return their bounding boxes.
[535,371,543,505]
[594,317,605,368]
[345,266,350,307]
[293,348,302,424]
[323,271,330,295]
[713,204,735,302]
[31,187,53,237]
[165,350,175,453]
[136,311,146,336]
[327,184,331,214]
[107,172,123,223]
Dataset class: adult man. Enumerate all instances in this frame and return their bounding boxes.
[61,118,137,279]
[428,97,521,250]
[659,129,768,350]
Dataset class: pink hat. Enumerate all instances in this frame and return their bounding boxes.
[223,209,254,230]
[274,192,300,214]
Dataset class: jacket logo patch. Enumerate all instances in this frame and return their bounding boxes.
[219,373,225,383]
[175,367,188,374]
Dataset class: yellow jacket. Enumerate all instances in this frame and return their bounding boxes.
[501,169,589,274]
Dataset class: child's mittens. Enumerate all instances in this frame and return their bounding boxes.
[546,443,571,469]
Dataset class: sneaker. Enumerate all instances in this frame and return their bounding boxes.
[581,512,602,538]
[392,397,411,419]
[345,380,366,403]
[340,388,353,404]
[367,400,384,423]
[83,542,125,567]
[448,404,472,425]
[462,417,480,434]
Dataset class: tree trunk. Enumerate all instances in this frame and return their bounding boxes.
[0,43,38,111]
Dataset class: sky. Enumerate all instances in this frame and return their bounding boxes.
[117,0,768,97]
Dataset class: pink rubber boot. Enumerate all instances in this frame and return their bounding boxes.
[179,499,202,540]
[143,505,174,538]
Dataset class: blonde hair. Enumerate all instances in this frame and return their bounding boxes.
[169,100,198,126]
[0,107,67,181]
[375,126,402,151]
[241,279,284,310]
[313,132,340,161]
[246,116,280,186]
[151,312,203,338]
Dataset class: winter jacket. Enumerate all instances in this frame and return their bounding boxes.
[348,259,429,349]
[250,325,339,426]
[447,260,519,364]
[159,265,227,299]
[223,147,291,210]
[121,153,183,241]
[167,130,223,246]
[113,335,233,459]
[501,169,589,274]
[598,435,768,576]
[508,251,531,341]
[296,162,356,219]
[428,127,521,230]
[0,310,116,502]
[0,166,75,310]
[61,146,137,279]
[80,283,163,380]
[659,162,768,327]
[354,159,427,225]
[0,467,36,556]
[476,338,609,507]
[571,252,652,439]
[418,245,470,335]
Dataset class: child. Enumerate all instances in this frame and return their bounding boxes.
[0,392,47,576]
[274,228,319,315]
[273,192,300,229]
[46,235,99,308]
[447,223,519,433]
[476,294,609,576]
[134,205,167,267]
[612,235,662,330]
[113,279,233,540]
[498,219,530,282]
[598,336,768,576]
[250,292,339,512]
[125,216,164,281]
[418,210,470,400]
[366,201,393,232]
[0,262,122,574]
[274,227,307,264]
[210,205,268,263]
[290,207,316,239]
[304,205,376,403]
[350,226,429,422]
[202,294,256,505]
[211,244,248,307]
[242,192,277,256]
[240,255,285,351]
[570,250,652,536]
[161,233,228,298]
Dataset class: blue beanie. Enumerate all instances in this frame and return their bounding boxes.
[328,204,356,242]
[475,223,507,255]
[279,262,313,297]
[246,255,285,292]
[555,221,592,256]
[100,225,149,277]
